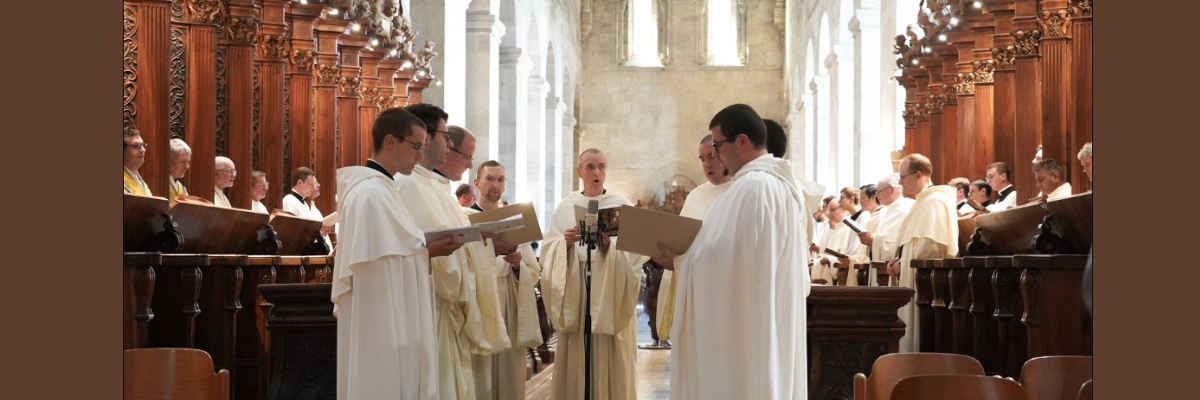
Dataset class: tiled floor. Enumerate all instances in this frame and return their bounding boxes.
[525,308,672,399]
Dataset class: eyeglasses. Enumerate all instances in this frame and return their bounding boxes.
[217,169,237,175]
[450,147,473,162]
[400,136,425,151]
[712,135,740,150]
[435,130,452,141]
[899,170,919,180]
[125,142,148,150]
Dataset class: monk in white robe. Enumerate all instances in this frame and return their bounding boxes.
[833,187,871,286]
[542,149,643,400]
[394,112,509,400]
[333,108,464,400]
[888,154,959,353]
[815,200,855,285]
[857,174,914,286]
[283,168,334,252]
[985,162,1018,212]
[655,104,811,400]
[656,135,731,342]
[213,156,236,208]
[1033,159,1073,201]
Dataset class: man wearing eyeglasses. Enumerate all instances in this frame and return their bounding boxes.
[249,171,269,213]
[653,104,820,400]
[889,153,959,353]
[394,104,510,400]
[333,107,464,400]
[123,128,151,196]
[167,138,192,202]
[465,159,543,400]
[857,173,915,286]
[213,156,236,208]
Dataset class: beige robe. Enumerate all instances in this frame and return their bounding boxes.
[894,185,959,353]
[542,190,643,400]
[655,180,730,340]
[1047,182,1073,200]
[332,166,439,400]
[463,207,543,400]
[395,165,509,400]
[213,186,231,208]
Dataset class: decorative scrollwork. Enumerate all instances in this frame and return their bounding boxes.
[1039,9,1071,38]
[359,87,380,105]
[171,0,184,19]
[991,45,1016,69]
[902,109,917,128]
[187,0,223,24]
[258,34,287,61]
[376,95,393,110]
[1071,0,1092,17]
[955,72,976,95]
[928,93,946,114]
[338,77,362,97]
[972,60,995,83]
[215,48,227,157]
[226,16,259,44]
[942,82,959,100]
[314,64,339,86]
[123,5,138,130]
[283,75,290,187]
[1013,29,1042,56]
[287,50,315,74]
[169,27,186,140]
[252,64,260,171]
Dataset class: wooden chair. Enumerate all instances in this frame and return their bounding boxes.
[854,352,985,400]
[124,348,230,400]
[1018,356,1093,400]
[1077,380,1092,400]
[890,375,1027,400]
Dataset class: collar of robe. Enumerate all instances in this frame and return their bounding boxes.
[998,185,1015,201]
[288,190,306,203]
[850,208,865,221]
[470,202,485,212]
[580,189,607,196]
[364,159,393,180]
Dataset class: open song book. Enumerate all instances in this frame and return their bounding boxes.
[424,226,484,245]
[467,202,544,244]
[614,205,703,258]
[574,203,621,236]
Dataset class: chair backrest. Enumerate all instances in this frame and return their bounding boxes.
[890,375,1027,400]
[1077,380,1092,400]
[124,348,230,400]
[856,352,986,400]
[1018,356,1093,400]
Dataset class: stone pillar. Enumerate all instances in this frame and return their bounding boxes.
[1012,0,1043,200]
[561,113,577,202]
[1069,0,1092,193]
[224,0,259,209]
[285,2,323,178]
[833,44,856,188]
[545,96,564,230]
[256,0,288,209]
[498,47,530,200]
[858,0,888,183]
[337,35,368,169]
[124,0,172,196]
[359,49,386,164]
[410,0,467,118]
[523,76,548,204]
[465,5,503,167]
[814,73,833,185]
[312,19,347,216]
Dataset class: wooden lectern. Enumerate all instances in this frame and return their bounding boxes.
[123,193,183,252]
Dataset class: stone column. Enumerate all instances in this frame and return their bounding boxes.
[857,0,888,183]
[224,0,259,209]
[410,0,467,117]
[285,2,323,177]
[358,49,386,163]
[814,73,833,185]
[256,0,288,208]
[312,19,347,216]
[560,113,577,201]
[465,5,503,167]
[337,35,368,169]
[833,44,856,188]
[545,96,564,229]
[498,47,530,200]
[523,76,548,204]
[124,0,172,196]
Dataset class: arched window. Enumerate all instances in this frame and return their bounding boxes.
[621,0,668,67]
[702,0,747,66]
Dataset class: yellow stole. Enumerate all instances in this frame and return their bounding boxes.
[123,168,149,196]
[169,178,188,202]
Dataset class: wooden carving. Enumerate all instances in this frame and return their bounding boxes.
[226,16,259,44]
[1039,9,1072,38]
[215,48,228,156]
[359,86,380,105]
[170,26,187,140]
[287,50,315,74]
[187,0,223,24]
[338,76,362,97]
[903,109,917,128]
[992,45,1016,69]
[252,64,260,169]
[123,5,138,130]
[928,93,946,114]
[258,34,288,61]
[171,0,184,19]
[955,72,976,95]
[1071,0,1093,17]
[1013,29,1041,56]
[376,95,393,110]
[972,60,995,83]
[314,64,339,85]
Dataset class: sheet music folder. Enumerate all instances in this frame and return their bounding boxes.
[614,205,703,258]
[467,202,544,244]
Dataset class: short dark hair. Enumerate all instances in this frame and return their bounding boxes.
[1032,158,1064,179]
[455,183,473,198]
[987,161,1013,183]
[764,119,787,158]
[972,180,993,198]
[404,103,448,137]
[954,180,971,196]
[840,187,860,205]
[124,127,141,148]
[708,104,767,150]
[291,167,316,187]
[476,160,504,177]
[860,184,878,202]
[372,107,426,151]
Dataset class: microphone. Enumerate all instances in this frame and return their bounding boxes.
[585,199,600,236]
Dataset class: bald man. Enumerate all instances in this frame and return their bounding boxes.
[213,156,236,208]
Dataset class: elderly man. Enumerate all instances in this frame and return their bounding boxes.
[123,128,151,195]
[985,162,1017,212]
[653,104,815,400]
[1078,142,1092,183]
[213,156,236,208]
[466,159,543,400]
[857,173,916,284]
[541,148,644,399]
[395,106,510,400]
[1033,159,1073,201]
[167,138,192,201]
[333,107,465,400]
[250,171,269,213]
[655,134,733,346]
[889,154,959,352]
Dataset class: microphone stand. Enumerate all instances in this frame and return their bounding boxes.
[577,218,605,400]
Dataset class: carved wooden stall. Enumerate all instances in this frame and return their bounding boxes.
[896,0,1092,196]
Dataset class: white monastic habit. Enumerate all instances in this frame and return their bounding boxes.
[894,185,959,353]
[332,165,438,400]
[655,180,730,340]
[1047,182,1073,201]
[813,220,854,284]
[957,200,975,216]
[541,190,644,399]
[840,208,873,286]
[463,207,544,400]
[871,197,915,264]
[251,200,267,213]
[395,165,509,400]
[213,187,231,208]
[987,185,1017,212]
[670,154,812,400]
[283,191,333,253]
